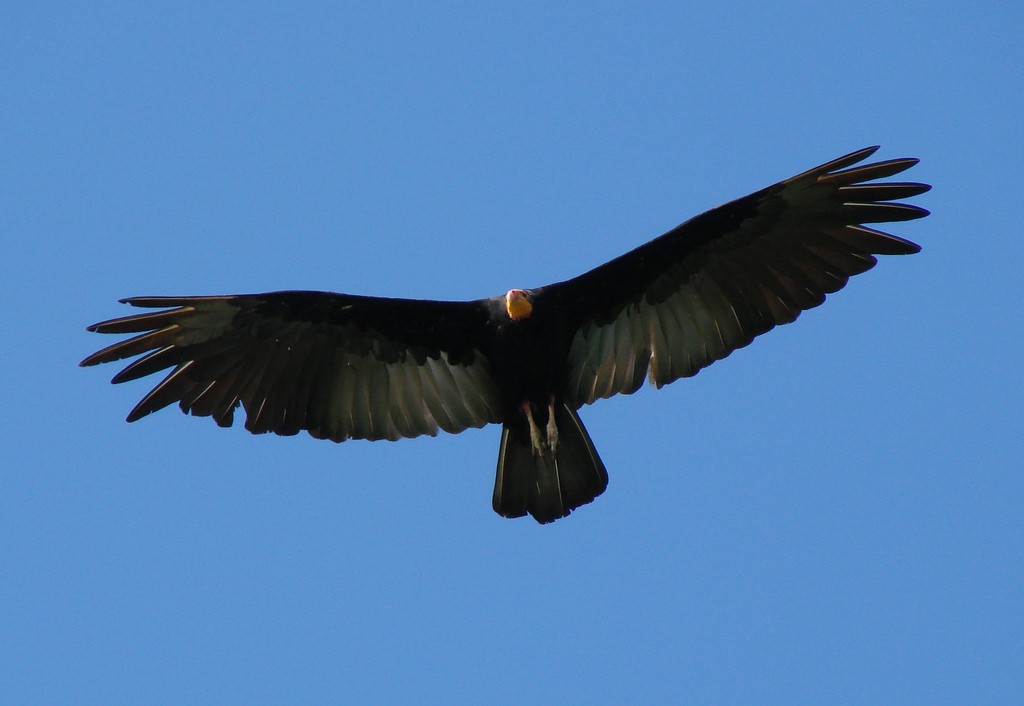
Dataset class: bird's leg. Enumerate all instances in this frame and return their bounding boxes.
[522,401,546,456]
[546,396,558,456]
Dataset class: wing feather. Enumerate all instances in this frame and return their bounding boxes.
[663,296,699,379]
[555,147,929,407]
[664,290,704,378]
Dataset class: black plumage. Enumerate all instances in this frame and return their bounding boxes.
[81,146,929,523]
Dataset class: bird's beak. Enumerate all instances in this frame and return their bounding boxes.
[505,289,533,320]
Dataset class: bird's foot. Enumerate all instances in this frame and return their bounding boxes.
[523,402,547,456]
[546,398,558,456]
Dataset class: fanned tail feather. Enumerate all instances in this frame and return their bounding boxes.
[493,402,609,523]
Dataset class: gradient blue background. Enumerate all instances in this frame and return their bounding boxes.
[4,3,1021,704]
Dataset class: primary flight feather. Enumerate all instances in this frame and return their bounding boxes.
[82,146,929,523]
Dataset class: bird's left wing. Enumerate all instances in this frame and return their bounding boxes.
[549,146,930,407]
[81,291,503,441]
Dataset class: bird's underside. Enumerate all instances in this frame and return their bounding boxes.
[81,146,929,524]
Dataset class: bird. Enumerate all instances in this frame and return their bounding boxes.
[81,146,929,524]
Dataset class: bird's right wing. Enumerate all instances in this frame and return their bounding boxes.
[81,291,504,441]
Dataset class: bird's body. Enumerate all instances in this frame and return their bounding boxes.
[82,146,929,523]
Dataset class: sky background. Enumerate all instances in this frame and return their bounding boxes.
[3,3,1022,704]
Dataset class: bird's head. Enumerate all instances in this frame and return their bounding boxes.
[505,289,533,321]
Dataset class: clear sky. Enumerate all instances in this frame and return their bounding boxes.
[3,3,1022,704]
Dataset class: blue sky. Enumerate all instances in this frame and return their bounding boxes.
[3,3,1022,704]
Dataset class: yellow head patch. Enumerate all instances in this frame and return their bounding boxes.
[505,289,533,320]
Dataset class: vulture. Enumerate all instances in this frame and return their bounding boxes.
[81,146,929,523]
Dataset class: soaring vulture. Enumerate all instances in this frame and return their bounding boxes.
[81,146,929,523]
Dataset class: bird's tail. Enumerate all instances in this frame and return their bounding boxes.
[493,401,609,523]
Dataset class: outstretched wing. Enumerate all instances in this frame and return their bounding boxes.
[81,291,503,441]
[552,146,930,407]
